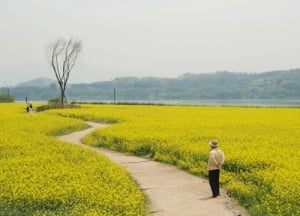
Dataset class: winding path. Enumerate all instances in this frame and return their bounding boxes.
[58,122,249,216]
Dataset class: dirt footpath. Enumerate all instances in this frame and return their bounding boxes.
[58,122,250,216]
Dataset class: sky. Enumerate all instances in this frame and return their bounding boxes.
[1,0,300,85]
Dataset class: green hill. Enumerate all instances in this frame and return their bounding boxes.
[17,77,56,87]
[3,69,300,101]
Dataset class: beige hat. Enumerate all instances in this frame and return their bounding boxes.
[209,140,218,147]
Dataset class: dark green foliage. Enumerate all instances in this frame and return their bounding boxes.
[35,104,81,112]
[0,93,14,102]
[48,97,62,104]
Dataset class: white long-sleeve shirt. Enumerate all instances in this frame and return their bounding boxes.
[208,148,225,171]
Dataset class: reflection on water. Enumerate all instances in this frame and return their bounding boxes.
[175,99,300,107]
[112,99,300,107]
[22,99,300,107]
[87,99,300,107]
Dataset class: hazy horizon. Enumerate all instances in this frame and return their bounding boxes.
[9,68,299,86]
[1,0,300,86]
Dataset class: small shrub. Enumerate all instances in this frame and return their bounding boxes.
[48,97,61,104]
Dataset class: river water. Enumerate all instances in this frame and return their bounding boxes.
[68,99,300,107]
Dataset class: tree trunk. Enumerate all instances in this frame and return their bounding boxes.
[46,38,81,106]
[59,83,64,105]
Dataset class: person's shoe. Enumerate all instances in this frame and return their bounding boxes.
[212,195,218,198]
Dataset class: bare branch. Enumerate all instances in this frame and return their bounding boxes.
[45,38,81,104]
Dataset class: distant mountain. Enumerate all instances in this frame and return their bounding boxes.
[3,69,300,101]
[17,78,56,87]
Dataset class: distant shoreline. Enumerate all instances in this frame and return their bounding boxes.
[16,99,300,107]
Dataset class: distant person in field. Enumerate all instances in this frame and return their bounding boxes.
[29,103,33,111]
[208,140,225,198]
[26,102,30,112]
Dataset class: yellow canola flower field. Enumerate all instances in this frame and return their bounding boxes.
[0,103,146,216]
[48,104,300,216]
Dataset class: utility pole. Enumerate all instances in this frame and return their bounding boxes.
[4,81,12,96]
[113,88,116,104]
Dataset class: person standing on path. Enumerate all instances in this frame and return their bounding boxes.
[208,140,225,198]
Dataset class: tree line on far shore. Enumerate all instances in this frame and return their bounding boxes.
[0,93,14,102]
[1,69,300,102]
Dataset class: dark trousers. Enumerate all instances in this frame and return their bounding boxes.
[209,169,220,197]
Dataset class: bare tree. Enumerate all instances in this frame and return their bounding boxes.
[46,38,81,105]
